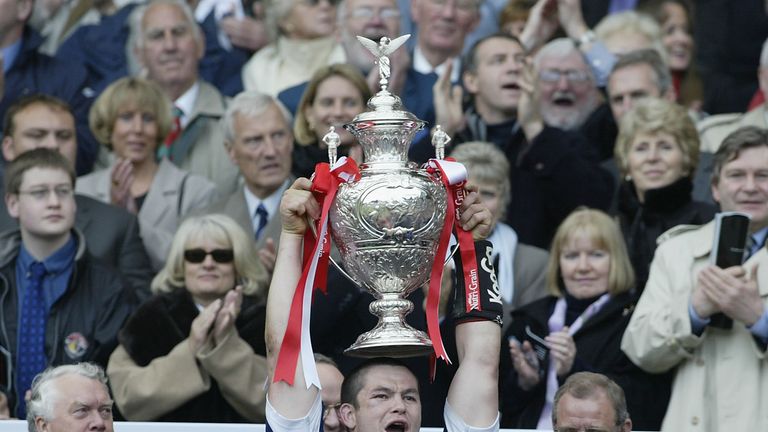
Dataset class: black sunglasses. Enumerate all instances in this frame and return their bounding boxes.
[302,0,342,5]
[184,249,234,264]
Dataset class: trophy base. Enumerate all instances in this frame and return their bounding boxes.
[344,321,433,358]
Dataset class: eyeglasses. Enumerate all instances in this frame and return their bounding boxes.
[322,402,341,420]
[300,0,342,6]
[427,0,480,11]
[348,6,401,20]
[539,69,591,84]
[183,249,234,264]
[18,185,74,201]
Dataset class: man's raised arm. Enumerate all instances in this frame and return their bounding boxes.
[447,190,501,430]
[266,178,321,418]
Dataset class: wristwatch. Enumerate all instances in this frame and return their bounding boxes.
[575,30,596,48]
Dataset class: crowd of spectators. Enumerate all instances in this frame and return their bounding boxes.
[2,0,768,430]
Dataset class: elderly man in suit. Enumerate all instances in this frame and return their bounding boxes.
[200,91,293,277]
[129,0,237,195]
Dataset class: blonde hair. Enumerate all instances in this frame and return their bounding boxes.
[151,214,269,298]
[615,97,699,177]
[89,77,172,151]
[294,63,371,146]
[595,11,667,62]
[546,208,635,297]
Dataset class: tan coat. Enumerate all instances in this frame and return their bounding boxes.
[107,330,268,421]
[621,221,768,431]
[698,105,768,153]
[173,81,239,195]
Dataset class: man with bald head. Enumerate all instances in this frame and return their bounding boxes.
[401,0,481,125]
[552,372,633,432]
[129,0,236,194]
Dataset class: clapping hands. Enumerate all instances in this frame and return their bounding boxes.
[190,286,244,353]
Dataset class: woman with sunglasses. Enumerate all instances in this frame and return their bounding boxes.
[242,0,345,97]
[107,214,270,422]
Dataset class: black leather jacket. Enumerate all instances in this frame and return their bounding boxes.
[0,229,136,414]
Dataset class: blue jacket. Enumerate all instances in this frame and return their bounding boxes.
[1,27,97,175]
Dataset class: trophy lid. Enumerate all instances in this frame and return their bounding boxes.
[346,34,424,127]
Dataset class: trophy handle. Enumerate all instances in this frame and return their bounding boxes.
[306,216,459,287]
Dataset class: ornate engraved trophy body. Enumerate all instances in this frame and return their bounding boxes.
[328,35,448,357]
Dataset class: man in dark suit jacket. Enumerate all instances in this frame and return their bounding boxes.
[199,91,293,277]
[1,95,153,300]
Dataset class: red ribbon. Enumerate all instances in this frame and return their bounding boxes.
[423,159,479,379]
[273,158,360,385]
[453,187,480,313]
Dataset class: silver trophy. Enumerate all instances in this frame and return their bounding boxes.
[326,35,449,358]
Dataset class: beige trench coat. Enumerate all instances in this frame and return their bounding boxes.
[621,221,768,431]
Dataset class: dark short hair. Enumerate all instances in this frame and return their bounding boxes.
[340,358,418,408]
[462,32,525,76]
[3,94,72,137]
[711,126,768,185]
[4,148,76,195]
[609,48,672,95]
[552,372,629,427]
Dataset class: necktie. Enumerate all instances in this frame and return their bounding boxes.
[158,106,183,160]
[745,234,762,261]
[15,262,48,418]
[255,204,269,240]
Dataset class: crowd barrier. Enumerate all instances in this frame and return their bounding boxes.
[0,420,551,431]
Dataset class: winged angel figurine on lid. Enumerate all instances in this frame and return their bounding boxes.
[356,34,410,90]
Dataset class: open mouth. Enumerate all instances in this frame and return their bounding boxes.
[385,421,407,432]
[501,83,521,91]
[552,96,574,107]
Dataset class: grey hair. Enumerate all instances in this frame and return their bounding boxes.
[127,0,203,76]
[761,37,768,67]
[222,91,293,145]
[533,38,595,82]
[610,48,672,95]
[552,372,630,428]
[449,141,511,214]
[26,363,109,432]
